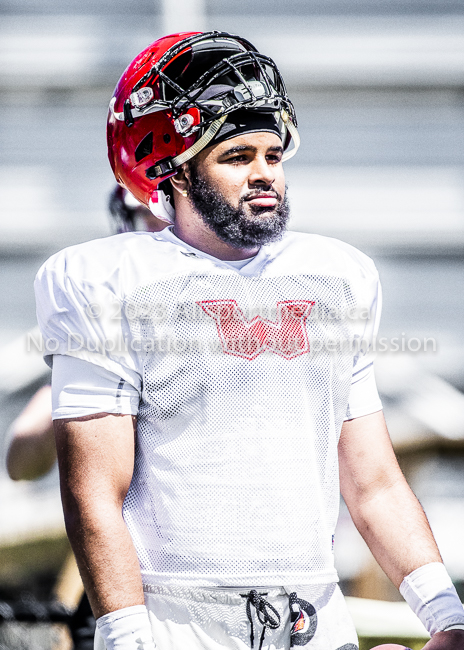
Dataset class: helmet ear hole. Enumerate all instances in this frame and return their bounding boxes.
[135,132,154,162]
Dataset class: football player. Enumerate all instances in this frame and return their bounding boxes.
[34,32,464,650]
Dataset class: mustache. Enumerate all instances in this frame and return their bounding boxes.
[242,189,282,201]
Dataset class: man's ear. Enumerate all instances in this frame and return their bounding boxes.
[170,163,190,197]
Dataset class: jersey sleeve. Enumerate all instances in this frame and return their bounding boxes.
[345,265,383,420]
[345,363,382,420]
[51,355,140,419]
[34,250,142,392]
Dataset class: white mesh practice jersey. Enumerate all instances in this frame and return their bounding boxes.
[35,228,382,588]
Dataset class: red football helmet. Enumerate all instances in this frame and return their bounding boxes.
[107,31,299,222]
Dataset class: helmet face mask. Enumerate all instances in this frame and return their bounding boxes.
[107,31,299,222]
[132,34,296,132]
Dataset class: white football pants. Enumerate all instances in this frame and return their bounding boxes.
[94,583,358,650]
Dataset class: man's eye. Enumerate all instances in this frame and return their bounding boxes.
[224,155,247,164]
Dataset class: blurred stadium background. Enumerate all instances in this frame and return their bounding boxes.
[1,0,464,648]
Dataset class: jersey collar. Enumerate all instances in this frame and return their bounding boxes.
[152,226,273,276]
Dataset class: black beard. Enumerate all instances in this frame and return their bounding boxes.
[187,163,290,249]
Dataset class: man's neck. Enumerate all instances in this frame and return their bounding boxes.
[172,212,259,262]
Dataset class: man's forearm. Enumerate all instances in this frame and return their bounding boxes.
[64,503,145,619]
[347,477,442,588]
[339,412,442,588]
[68,507,156,650]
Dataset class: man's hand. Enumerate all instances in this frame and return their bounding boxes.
[422,630,464,649]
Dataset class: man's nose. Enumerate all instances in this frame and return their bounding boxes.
[248,157,275,188]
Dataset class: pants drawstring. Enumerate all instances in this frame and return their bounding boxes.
[241,590,281,650]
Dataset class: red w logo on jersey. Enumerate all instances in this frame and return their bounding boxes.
[197,299,315,360]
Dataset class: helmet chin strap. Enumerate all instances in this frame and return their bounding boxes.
[171,114,228,167]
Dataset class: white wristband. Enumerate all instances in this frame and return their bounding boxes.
[96,605,156,650]
[399,563,464,636]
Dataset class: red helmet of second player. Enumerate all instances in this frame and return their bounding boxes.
[106,31,299,222]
